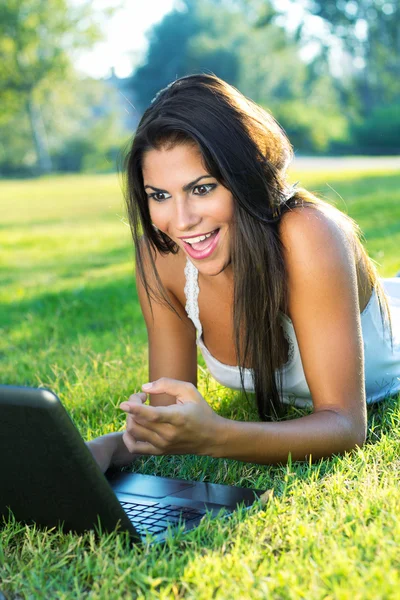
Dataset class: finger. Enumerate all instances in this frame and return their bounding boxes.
[122,429,137,453]
[125,402,183,427]
[127,420,167,447]
[120,392,147,413]
[123,412,141,450]
[128,392,148,403]
[125,413,137,431]
[122,429,162,456]
[128,441,163,456]
[142,378,200,403]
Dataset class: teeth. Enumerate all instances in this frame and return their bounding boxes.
[184,230,215,245]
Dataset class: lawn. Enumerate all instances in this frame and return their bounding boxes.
[0,166,399,599]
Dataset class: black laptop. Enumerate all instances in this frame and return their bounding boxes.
[0,385,261,543]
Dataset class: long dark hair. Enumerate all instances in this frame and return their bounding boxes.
[124,74,388,420]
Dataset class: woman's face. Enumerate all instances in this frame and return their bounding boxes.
[142,142,234,278]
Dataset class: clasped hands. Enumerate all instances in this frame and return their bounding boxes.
[119,378,223,457]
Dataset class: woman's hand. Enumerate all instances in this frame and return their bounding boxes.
[119,378,223,457]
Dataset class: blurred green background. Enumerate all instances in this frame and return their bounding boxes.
[0,0,399,178]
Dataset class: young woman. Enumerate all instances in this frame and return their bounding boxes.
[88,74,400,472]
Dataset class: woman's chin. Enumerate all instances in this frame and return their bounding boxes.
[197,257,232,279]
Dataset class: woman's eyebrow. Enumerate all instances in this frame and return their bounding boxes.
[144,174,214,193]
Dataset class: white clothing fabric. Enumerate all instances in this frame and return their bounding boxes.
[184,258,400,408]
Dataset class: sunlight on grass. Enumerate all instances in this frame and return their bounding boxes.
[1,168,399,598]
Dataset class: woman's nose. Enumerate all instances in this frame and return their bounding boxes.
[174,198,200,231]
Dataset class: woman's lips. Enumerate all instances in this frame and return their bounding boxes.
[182,229,220,260]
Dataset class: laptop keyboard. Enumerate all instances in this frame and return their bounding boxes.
[120,500,206,536]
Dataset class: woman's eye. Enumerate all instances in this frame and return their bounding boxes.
[193,184,215,196]
[149,192,170,202]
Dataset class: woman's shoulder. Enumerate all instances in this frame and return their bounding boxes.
[278,203,364,297]
[279,203,355,263]
[279,202,373,312]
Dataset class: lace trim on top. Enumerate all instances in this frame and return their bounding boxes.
[184,259,202,339]
[183,258,296,371]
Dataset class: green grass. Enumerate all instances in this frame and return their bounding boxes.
[1,167,400,599]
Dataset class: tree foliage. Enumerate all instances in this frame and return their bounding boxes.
[129,0,349,152]
[131,0,399,153]
[0,0,106,173]
[302,0,400,152]
[306,0,399,107]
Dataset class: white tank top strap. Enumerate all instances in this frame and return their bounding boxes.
[184,258,203,340]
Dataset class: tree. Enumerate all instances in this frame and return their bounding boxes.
[0,0,105,173]
[300,0,400,152]
[130,0,348,152]
[303,0,399,112]
[130,0,299,112]
[49,77,127,173]
[129,7,198,112]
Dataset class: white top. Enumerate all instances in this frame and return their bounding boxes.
[184,259,400,408]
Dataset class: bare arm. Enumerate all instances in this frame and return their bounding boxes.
[211,409,363,463]
[136,248,198,405]
[86,431,138,473]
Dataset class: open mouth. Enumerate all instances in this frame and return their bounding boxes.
[181,228,221,259]
[183,229,219,251]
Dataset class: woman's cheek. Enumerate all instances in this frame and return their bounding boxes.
[150,204,168,230]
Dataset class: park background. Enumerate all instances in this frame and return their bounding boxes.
[0,0,399,176]
[1,1,400,599]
